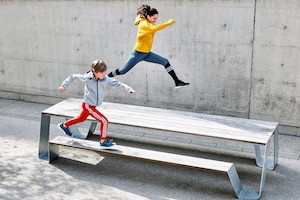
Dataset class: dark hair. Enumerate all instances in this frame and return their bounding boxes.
[91,60,107,73]
[136,5,158,17]
[148,8,158,17]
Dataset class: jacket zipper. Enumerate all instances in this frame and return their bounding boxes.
[96,79,99,105]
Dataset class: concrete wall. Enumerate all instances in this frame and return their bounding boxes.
[250,1,300,132]
[0,0,299,134]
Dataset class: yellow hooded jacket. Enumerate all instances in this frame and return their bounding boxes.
[134,15,175,53]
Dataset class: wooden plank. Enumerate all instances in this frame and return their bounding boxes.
[44,98,278,144]
[50,136,233,172]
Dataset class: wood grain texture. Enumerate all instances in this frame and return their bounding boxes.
[44,98,278,144]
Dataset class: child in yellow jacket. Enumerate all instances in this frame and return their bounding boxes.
[108,5,189,89]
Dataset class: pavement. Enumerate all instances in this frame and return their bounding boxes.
[0,97,300,200]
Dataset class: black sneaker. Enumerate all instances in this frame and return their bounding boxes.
[58,122,72,137]
[107,72,113,77]
[108,69,119,78]
[175,80,190,89]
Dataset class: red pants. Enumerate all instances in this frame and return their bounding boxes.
[64,102,108,140]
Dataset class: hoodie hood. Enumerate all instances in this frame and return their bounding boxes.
[134,14,145,25]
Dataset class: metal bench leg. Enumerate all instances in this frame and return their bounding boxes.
[254,145,263,167]
[227,164,259,199]
[87,122,97,137]
[273,128,279,168]
[229,141,271,199]
[254,130,278,170]
[257,140,271,199]
[38,113,50,161]
[49,143,59,163]
[66,118,97,138]
[65,118,89,139]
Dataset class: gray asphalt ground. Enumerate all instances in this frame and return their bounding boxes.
[0,98,300,200]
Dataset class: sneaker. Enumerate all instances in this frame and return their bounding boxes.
[175,80,190,89]
[107,72,113,77]
[58,122,72,137]
[100,139,116,147]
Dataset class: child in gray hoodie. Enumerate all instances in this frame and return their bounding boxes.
[58,59,136,147]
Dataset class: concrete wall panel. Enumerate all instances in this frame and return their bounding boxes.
[251,0,300,126]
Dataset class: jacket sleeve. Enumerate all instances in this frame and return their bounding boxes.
[152,19,175,32]
[108,77,134,93]
[60,74,89,88]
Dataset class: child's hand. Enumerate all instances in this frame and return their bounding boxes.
[58,86,66,92]
[129,89,136,94]
[168,19,175,24]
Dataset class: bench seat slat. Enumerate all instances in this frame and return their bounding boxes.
[43,98,277,144]
[50,136,233,172]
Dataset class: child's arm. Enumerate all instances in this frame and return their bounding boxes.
[108,77,136,94]
[120,83,136,94]
[58,73,90,92]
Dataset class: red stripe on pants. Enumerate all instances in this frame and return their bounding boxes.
[64,102,108,140]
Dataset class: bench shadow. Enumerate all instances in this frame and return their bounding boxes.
[52,155,237,199]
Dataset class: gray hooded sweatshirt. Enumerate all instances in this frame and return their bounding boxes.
[60,71,133,106]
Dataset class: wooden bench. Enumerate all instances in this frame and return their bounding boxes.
[38,98,279,199]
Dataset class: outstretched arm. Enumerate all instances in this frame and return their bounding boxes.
[153,19,175,32]
[108,77,136,94]
[119,82,136,94]
[58,73,89,93]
